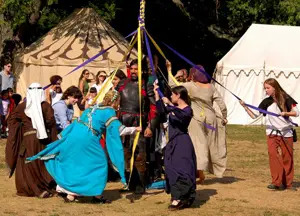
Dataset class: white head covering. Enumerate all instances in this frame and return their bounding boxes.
[24,83,48,139]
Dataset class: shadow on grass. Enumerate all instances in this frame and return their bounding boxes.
[74,189,123,204]
[204,176,245,185]
[292,182,300,188]
[125,189,165,202]
[191,189,217,208]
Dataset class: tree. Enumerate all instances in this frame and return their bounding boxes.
[1,0,300,72]
[0,0,118,63]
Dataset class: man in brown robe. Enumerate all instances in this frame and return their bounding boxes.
[5,83,58,198]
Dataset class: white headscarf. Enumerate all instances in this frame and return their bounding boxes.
[24,83,48,139]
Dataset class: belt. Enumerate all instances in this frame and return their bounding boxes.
[23,130,36,137]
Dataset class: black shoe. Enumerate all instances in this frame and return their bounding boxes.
[168,201,185,211]
[267,184,285,191]
[134,185,145,194]
[91,196,112,204]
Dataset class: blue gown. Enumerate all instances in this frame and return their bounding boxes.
[26,106,126,196]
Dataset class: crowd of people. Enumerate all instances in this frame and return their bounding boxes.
[3,54,299,210]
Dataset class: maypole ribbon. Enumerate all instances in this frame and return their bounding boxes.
[144,29,179,86]
[144,31,216,131]
[91,32,138,104]
[163,42,298,127]
[43,30,137,90]
[143,30,163,97]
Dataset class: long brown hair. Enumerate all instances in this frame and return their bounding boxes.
[264,78,288,111]
[78,69,89,86]
[95,71,107,85]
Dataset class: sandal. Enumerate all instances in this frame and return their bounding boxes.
[39,191,53,199]
[63,195,79,203]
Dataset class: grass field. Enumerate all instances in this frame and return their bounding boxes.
[0,125,300,216]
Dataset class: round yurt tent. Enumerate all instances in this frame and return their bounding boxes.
[15,8,136,98]
[214,24,300,125]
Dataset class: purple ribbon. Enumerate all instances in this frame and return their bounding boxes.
[163,43,241,101]
[43,83,52,90]
[144,35,216,131]
[143,30,163,98]
[245,103,298,127]
[163,42,298,127]
[64,30,137,77]
[43,30,137,90]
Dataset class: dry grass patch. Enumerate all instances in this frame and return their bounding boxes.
[0,125,300,216]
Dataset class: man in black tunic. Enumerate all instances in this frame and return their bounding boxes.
[118,59,155,194]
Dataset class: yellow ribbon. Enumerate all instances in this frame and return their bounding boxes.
[145,29,205,117]
[91,34,138,105]
[128,26,143,185]
[145,29,180,86]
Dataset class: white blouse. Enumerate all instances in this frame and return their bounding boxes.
[266,102,299,137]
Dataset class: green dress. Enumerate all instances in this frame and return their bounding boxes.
[83,80,89,96]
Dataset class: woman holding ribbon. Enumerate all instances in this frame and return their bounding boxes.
[240,78,299,191]
[168,61,228,183]
[154,83,196,210]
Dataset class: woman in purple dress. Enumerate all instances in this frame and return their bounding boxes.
[154,83,196,210]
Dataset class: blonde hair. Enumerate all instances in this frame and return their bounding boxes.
[102,90,120,110]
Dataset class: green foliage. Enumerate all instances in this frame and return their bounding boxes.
[37,8,67,32]
[0,0,33,31]
[88,1,119,22]
[226,0,300,36]
[0,0,118,42]
[276,0,300,25]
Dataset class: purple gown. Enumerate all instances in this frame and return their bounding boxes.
[156,100,196,202]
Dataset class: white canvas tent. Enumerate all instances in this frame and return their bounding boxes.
[15,8,136,97]
[214,24,300,125]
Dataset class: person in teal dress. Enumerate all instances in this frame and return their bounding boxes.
[26,90,127,203]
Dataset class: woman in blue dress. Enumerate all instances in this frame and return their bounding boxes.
[26,90,127,203]
[154,83,196,210]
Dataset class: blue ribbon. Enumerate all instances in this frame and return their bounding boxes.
[144,33,216,131]
[163,42,298,127]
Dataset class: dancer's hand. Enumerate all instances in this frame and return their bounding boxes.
[239,100,246,107]
[136,126,142,132]
[280,112,286,117]
[153,82,159,92]
[144,127,153,137]
[166,60,172,71]
[222,118,228,126]
[162,97,171,105]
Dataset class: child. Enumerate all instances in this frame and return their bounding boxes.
[154,83,196,210]
[7,88,16,113]
[82,87,98,109]
[1,89,11,138]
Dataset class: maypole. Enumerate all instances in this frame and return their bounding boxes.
[127,0,146,186]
